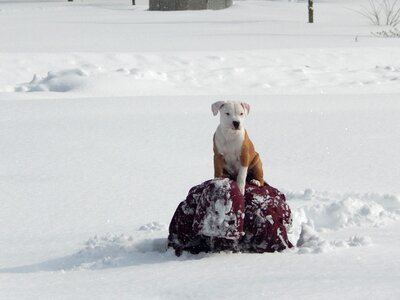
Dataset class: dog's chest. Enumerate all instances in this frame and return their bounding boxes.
[215,130,244,175]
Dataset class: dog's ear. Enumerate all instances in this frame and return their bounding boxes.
[241,102,250,115]
[211,101,225,116]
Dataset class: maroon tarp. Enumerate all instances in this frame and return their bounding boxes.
[168,178,293,256]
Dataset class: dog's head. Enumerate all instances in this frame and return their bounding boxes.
[211,101,250,131]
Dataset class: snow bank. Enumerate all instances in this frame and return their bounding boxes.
[288,189,400,231]
[286,189,399,253]
[4,50,400,96]
[296,222,372,254]
[15,69,89,93]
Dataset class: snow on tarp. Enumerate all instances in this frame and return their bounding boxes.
[168,178,293,255]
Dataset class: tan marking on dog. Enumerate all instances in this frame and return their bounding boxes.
[240,131,264,186]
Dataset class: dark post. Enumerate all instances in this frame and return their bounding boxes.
[132,0,135,5]
[308,0,314,23]
[68,0,73,2]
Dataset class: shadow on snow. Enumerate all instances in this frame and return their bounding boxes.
[0,237,206,273]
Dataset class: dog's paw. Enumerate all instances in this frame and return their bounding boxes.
[250,179,261,187]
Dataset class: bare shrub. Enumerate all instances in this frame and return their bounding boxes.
[372,27,400,37]
[357,0,400,26]
[382,0,400,26]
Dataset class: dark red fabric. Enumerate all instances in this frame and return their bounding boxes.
[242,183,293,252]
[168,178,293,255]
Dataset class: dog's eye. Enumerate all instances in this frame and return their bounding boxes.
[240,113,244,116]
[226,113,230,116]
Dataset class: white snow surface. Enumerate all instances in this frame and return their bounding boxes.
[1,0,400,299]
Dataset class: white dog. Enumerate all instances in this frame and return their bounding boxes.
[212,101,264,195]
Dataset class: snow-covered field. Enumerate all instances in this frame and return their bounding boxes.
[1,0,400,299]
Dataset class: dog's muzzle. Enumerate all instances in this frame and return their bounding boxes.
[232,121,240,130]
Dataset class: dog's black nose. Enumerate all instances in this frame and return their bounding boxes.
[233,121,240,129]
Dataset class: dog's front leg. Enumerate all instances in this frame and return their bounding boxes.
[214,153,224,178]
[237,166,248,195]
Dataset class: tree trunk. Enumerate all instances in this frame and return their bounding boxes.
[308,0,314,23]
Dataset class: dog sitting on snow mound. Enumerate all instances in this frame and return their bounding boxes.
[168,178,293,256]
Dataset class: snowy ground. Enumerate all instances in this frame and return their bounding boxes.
[1,0,400,299]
